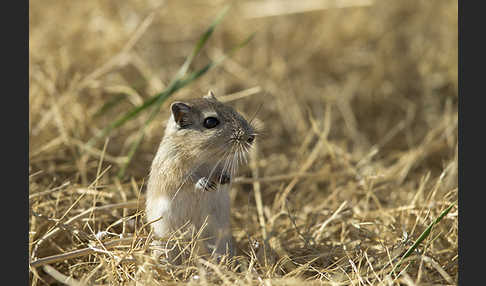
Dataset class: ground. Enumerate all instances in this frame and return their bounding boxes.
[29,0,458,285]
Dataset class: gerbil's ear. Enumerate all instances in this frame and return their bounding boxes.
[170,102,192,128]
[203,90,218,101]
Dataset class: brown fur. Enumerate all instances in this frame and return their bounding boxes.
[146,91,256,260]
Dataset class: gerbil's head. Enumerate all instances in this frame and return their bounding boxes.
[164,91,256,165]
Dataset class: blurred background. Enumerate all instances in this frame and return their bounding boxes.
[29,0,458,284]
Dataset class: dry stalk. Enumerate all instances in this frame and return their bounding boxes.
[31,237,142,268]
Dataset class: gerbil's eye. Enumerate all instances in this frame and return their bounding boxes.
[203,117,220,129]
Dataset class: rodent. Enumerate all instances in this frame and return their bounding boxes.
[145,90,256,260]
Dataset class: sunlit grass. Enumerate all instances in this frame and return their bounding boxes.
[29,0,458,285]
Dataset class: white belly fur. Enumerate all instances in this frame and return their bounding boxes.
[146,184,234,256]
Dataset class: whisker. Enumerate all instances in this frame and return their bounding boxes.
[203,150,230,191]
[242,147,249,165]
[249,102,264,126]
[235,144,242,167]
[171,140,233,200]
[172,133,257,197]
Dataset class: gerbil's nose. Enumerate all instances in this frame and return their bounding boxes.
[247,134,255,144]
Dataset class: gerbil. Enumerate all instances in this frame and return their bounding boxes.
[146,90,256,260]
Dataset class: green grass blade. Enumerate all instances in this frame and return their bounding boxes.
[93,94,128,118]
[177,32,255,87]
[390,203,456,276]
[116,101,163,178]
[174,5,230,80]
[116,32,255,177]
[87,6,233,148]
[86,90,171,147]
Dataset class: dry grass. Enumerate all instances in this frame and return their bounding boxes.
[29,0,458,285]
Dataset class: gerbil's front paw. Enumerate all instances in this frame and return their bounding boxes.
[219,173,231,185]
[195,177,218,192]
[195,172,230,192]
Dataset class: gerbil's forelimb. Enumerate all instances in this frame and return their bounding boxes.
[193,166,231,192]
[195,177,218,192]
